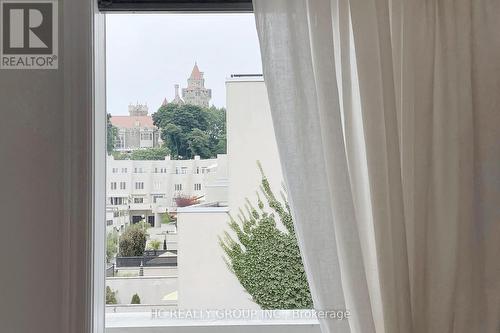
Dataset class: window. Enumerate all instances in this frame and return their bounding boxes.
[110,197,125,206]
[101,9,314,333]
[106,220,113,226]
[120,182,126,190]
[121,167,128,173]
[112,167,118,173]
[152,194,164,203]
[110,182,117,190]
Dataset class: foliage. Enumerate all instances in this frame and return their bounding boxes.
[152,103,226,159]
[107,114,119,154]
[106,286,118,305]
[220,163,313,309]
[130,147,170,160]
[119,223,148,257]
[149,240,161,251]
[131,293,141,304]
[106,231,118,263]
[110,147,170,161]
[174,195,202,208]
[160,213,171,224]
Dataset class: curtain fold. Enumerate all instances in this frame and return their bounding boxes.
[253,0,500,332]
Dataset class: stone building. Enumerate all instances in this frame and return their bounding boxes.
[111,103,162,152]
[182,63,212,107]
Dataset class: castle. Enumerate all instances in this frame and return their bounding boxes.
[163,62,212,108]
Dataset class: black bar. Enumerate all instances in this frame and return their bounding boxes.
[99,0,254,12]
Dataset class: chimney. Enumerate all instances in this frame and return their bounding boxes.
[174,84,180,97]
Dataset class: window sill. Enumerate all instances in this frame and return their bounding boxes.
[106,310,321,333]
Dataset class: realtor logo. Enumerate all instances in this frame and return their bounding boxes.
[1,0,58,69]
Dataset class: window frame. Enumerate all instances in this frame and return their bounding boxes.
[90,3,320,333]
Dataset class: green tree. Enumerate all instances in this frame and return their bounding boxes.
[220,163,313,309]
[106,286,118,305]
[119,223,148,257]
[130,147,170,160]
[106,231,118,263]
[131,293,141,304]
[152,103,226,159]
[149,240,161,251]
[107,113,118,154]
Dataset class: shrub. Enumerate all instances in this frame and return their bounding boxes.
[106,231,118,263]
[131,293,141,304]
[220,163,313,309]
[106,286,118,305]
[174,195,202,207]
[149,240,161,251]
[119,224,147,257]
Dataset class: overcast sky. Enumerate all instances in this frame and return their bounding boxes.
[106,13,263,115]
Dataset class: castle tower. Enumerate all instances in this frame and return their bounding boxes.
[128,103,149,116]
[171,84,185,105]
[182,62,212,108]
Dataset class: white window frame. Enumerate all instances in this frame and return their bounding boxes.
[83,5,320,333]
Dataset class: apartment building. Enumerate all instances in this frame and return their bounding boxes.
[106,154,228,229]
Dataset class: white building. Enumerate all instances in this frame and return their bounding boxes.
[106,154,228,229]
[177,75,284,310]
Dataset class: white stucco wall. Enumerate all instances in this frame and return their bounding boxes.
[177,209,258,309]
[226,78,284,215]
[106,276,177,305]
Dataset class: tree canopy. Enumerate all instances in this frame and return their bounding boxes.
[107,113,118,154]
[153,103,226,160]
[220,163,313,309]
[119,222,148,257]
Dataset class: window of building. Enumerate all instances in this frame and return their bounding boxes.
[121,167,128,173]
[194,183,202,191]
[120,182,126,190]
[152,194,164,203]
[134,197,144,204]
[112,167,118,173]
[134,167,144,173]
[141,132,153,140]
[106,220,113,226]
[174,184,182,191]
[153,181,161,190]
[135,182,144,190]
[110,182,117,190]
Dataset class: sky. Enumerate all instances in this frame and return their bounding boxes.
[106,14,263,115]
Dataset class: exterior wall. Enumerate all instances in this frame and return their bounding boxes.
[226,78,284,215]
[177,209,258,310]
[106,276,177,305]
[106,155,228,228]
[175,77,283,311]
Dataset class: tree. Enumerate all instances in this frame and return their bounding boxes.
[131,293,141,304]
[119,223,148,257]
[106,286,118,304]
[130,147,170,160]
[152,103,226,159]
[149,240,161,251]
[220,163,313,309]
[106,231,118,263]
[107,113,118,154]
[174,195,202,207]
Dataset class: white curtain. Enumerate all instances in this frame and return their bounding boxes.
[253,1,500,332]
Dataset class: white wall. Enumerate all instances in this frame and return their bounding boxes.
[226,78,284,215]
[177,209,258,309]
[106,276,177,305]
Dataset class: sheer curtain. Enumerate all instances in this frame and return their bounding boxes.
[253,1,500,332]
